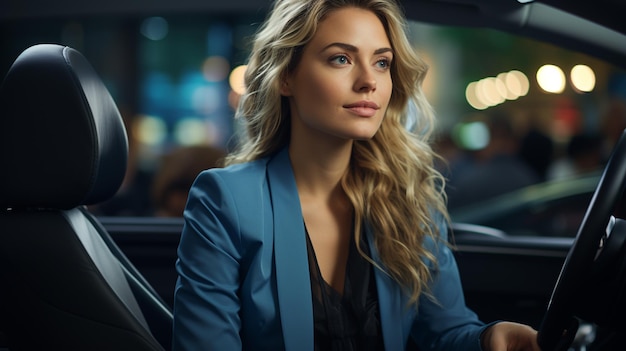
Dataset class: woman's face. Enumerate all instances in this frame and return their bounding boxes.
[282,6,393,144]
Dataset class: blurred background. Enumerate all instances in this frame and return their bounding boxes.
[2,7,625,218]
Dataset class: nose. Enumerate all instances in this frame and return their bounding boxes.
[353,66,376,92]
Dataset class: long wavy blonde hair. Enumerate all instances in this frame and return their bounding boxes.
[226,0,448,305]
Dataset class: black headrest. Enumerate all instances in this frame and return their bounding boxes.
[0,44,128,210]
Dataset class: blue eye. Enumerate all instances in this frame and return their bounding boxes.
[330,55,349,65]
[376,58,390,69]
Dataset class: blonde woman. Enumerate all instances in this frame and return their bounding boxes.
[173,0,540,350]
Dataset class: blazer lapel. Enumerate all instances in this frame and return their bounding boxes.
[267,148,314,351]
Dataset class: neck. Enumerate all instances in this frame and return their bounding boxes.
[288,136,352,201]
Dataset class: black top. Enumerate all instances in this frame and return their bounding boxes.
[305,228,385,351]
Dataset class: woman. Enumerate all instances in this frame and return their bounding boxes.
[172,0,540,350]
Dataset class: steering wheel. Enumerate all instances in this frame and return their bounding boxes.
[537,129,626,351]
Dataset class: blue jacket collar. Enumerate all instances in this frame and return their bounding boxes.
[267,148,314,351]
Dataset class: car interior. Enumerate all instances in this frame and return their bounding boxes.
[1,0,626,350]
[0,44,172,350]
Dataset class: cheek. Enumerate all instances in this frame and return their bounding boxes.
[296,73,342,112]
[382,76,393,102]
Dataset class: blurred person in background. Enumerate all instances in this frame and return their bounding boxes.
[152,145,226,217]
[518,126,554,182]
[547,133,604,181]
[446,111,539,209]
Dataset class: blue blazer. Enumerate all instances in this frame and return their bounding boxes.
[173,147,488,351]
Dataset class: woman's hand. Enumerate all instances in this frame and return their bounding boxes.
[481,321,542,351]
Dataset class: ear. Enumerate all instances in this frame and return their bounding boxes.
[279,74,292,96]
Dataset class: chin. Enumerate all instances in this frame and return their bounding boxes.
[352,132,378,141]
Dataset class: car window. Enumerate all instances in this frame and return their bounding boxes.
[412,22,625,238]
[2,13,625,235]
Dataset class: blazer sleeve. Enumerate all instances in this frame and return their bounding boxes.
[410,215,492,351]
[172,170,243,351]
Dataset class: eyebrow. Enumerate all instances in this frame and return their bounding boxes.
[321,42,393,55]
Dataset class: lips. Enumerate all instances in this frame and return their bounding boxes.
[344,100,380,117]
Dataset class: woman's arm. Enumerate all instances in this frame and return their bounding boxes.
[172,170,243,351]
[410,216,541,351]
[410,217,490,351]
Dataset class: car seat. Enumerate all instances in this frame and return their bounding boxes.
[0,44,172,350]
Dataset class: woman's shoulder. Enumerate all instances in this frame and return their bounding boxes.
[216,157,268,175]
[193,154,277,196]
[203,148,289,184]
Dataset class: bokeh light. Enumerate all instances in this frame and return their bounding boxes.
[453,121,490,150]
[229,65,247,95]
[570,64,596,93]
[202,56,230,82]
[134,115,168,146]
[537,64,566,93]
[174,118,207,145]
[140,17,169,41]
[466,70,529,110]
[505,70,529,98]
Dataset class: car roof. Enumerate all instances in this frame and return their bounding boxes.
[400,0,626,68]
[3,0,625,69]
